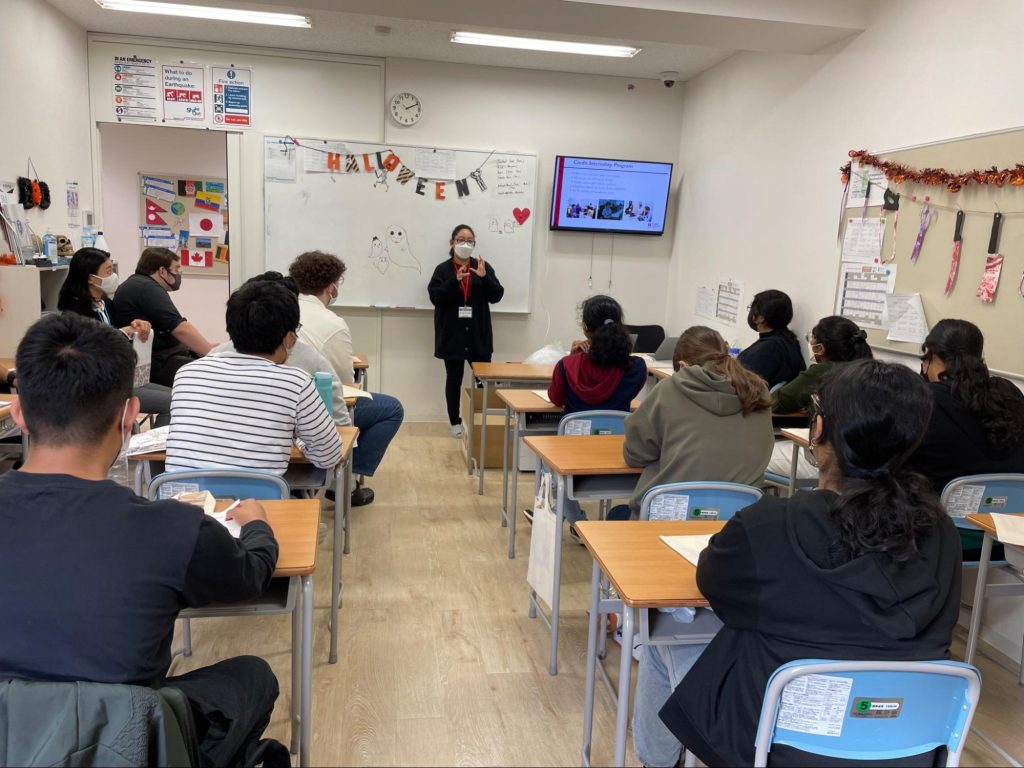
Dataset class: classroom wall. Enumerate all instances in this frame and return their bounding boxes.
[99,123,229,342]
[347,58,685,419]
[0,0,92,245]
[667,0,1024,661]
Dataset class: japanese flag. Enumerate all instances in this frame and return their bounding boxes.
[188,213,225,240]
[182,250,213,268]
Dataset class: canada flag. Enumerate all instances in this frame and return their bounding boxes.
[182,249,213,268]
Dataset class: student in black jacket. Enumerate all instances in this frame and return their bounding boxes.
[428,224,504,437]
[908,319,1024,558]
[737,289,805,389]
[648,360,961,767]
[0,313,282,767]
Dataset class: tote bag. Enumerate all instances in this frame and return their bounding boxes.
[527,471,558,610]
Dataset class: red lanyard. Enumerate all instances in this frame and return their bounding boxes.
[454,259,471,303]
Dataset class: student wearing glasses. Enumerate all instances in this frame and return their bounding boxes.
[736,289,805,389]
[428,224,505,438]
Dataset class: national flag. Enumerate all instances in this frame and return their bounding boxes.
[182,249,213,268]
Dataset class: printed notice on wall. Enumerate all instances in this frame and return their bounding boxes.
[836,263,896,329]
[841,217,885,264]
[847,162,887,209]
[777,674,853,737]
[716,279,743,325]
[695,285,717,320]
[264,137,297,183]
[414,149,457,181]
[210,66,252,127]
[113,54,160,122]
[162,65,206,123]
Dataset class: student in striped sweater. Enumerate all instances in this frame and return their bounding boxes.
[166,280,341,475]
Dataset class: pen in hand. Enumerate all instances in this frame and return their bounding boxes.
[222,499,242,519]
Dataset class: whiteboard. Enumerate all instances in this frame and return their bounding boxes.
[264,136,536,311]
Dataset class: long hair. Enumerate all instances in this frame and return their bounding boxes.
[580,294,632,369]
[748,289,797,340]
[922,319,1024,452]
[815,359,946,562]
[58,247,110,310]
[811,316,873,362]
[675,326,771,416]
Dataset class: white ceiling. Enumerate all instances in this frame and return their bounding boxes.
[48,0,867,81]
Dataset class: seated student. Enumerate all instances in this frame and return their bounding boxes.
[57,246,172,426]
[736,289,805,389]
[211,271,351,428]
[765,315,872,480]
[621,326,774,520]
[288,251,405,506]
[908,319,1024,559]
[166,280,342,475]
[114,247,214,387]
[0,314,281,766]
[644,360,961,767]
[531,294,647,536]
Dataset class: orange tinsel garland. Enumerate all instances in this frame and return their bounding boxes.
[840,149,1024,193]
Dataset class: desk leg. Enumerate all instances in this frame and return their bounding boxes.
[549,474,565,676]
[508,415,521,559]
[966,532,994,664]
[330,464,344,665]
[613,607,635,768]
[343,459,352,555]
[290,578,300,755]
[467,369,475,476]
[581,561,602,767]
[300,574,313,768]
[134,461,145,496]
[786,441,801,497]
[501,403,511,525]
[478,379,489,495]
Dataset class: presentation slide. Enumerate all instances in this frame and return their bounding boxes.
[550,156,673,235]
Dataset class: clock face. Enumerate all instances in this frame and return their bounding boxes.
[390,92,422,126]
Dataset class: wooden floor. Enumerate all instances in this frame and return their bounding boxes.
[171,424,1024,766]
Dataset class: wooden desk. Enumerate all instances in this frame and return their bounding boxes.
[774,427,813,496]
[352,353,368,388]
[0,392,16,422]
[576,520,725,767]
[0,357,13,372]
[0,394,24,457]
[201,498,320,766]
[648,364,674,380]
[133,425,358,667]
[497,394,640,559]
[521,434,642,676]
[469,362,554,494]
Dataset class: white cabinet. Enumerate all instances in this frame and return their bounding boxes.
[0,264,68,356]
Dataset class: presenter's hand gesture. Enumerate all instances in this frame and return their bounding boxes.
[455,264,470,281]
[473,256,487,278]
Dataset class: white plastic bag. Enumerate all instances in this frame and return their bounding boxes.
[527,472,558,609]
[523,342,566,365]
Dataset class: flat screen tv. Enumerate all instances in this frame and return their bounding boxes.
[549,155,673,235]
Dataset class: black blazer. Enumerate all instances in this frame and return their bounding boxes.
[658,491,961,766]
[428,257,504,360]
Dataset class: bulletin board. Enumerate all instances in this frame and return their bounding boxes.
[263,136,536,311]
[835,129,1024,375]
[138,172,229,277]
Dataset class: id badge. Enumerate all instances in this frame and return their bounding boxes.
[458,305,473,319]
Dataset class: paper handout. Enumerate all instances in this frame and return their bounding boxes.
[660,534,714,567]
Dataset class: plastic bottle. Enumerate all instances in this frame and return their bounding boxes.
[728,338,742,357]
[81,226,96,249]
[313,372,334,417]
[93,230,110,253]
[42,230,57,264]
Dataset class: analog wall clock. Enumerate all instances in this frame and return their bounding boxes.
[390,92,422,126]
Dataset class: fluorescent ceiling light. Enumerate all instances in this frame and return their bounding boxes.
[94,0,311,28]
[451,31,640,58]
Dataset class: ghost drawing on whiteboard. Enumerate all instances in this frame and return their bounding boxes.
[368,225,421,275]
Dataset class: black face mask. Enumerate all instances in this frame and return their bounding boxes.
[746,310,759,331]
[164,269,182,292]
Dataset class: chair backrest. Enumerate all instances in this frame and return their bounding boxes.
[623,324,666,354]
[557,409,628,436]
[639,481,763,522]
[148,468,290,501]
[939,473,1024,530]
[753,659,981,767]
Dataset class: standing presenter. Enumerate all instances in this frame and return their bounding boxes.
[428,224,504,437]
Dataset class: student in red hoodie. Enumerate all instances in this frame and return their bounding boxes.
[529,294,647,538]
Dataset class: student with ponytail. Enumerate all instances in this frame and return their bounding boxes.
[527,295,646,536]
[908,319,1024,558]
[646,360,961,767]
[737,289,805,389]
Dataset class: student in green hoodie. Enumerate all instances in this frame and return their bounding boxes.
[618,325,775,520]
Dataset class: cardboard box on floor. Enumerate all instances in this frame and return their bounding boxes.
[460,387,514,470]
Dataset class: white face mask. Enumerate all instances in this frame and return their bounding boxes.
[453,242,474,260]
[106,399,132,487]
[93,272,119,295]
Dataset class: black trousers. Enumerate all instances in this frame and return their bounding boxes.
[443,356,491,425]
[151,350,198,388]
[163,655,279,767]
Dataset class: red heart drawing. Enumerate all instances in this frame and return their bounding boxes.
[513,207,531,225]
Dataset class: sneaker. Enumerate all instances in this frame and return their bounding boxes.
[569,524,584,546]
[449,423,465,439]
[351,486,375,507]
[613,625,643,662]
[523,508,534,525]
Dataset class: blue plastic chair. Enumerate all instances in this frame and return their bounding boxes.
[148,468,290,658]
[752,659,981,767]
[940,474,1024,682]
[557,409,628,436]
[638,481,763,523]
